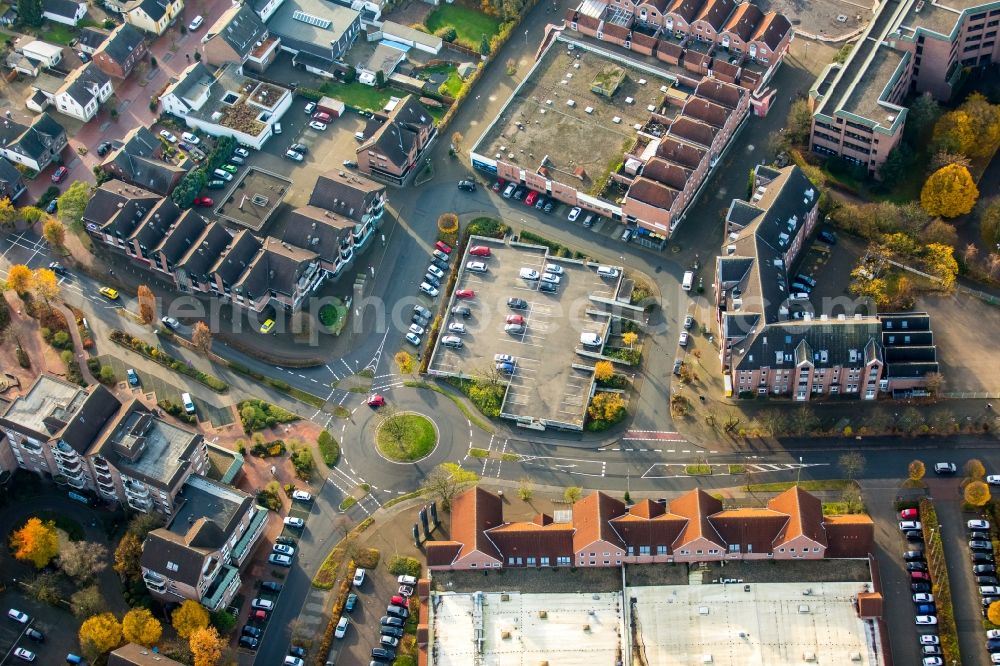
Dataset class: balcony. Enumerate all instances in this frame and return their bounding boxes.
[230,506,268,565]
[65,475,87,489]
[124,480,150,498]
[200,564,240,612]
[143,570,167,593]
[127,494,154,512]
[58,458,84,475]
[93,457,110,471]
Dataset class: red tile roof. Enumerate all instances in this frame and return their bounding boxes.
[723,2,763,41]
[642,158,691,189]
[572,491,627,551]
[627,176,678,209]
[670,488,725,549]
[426,541,462,567]
[751,11,792,51]
[682,96,731,128]
[694,78,745,108]
[710,509,789,553]
[768,486,827,548]
[655,136,706,168]
[669,116,719,148]
[451,486,505,562]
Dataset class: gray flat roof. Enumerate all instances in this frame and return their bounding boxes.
[268,0,358,50]
[110,410,200,488]
[842,41,904,122]
[215,167,291,232]
[168,475,247,537]
[3,375,85,437]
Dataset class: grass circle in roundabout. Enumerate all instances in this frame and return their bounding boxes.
[374,411,439,463]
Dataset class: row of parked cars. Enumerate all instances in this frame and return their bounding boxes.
[897,508,944,666]
[6,609,44,662]
[348,573,419,664]
[495,179,557,214]
[961,518,1000,663]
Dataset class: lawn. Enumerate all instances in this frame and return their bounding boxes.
[424,4,502,49]
[40,24,76,45]
[320,81,398,112]
[424,64,464,97]
[376,413,437,461]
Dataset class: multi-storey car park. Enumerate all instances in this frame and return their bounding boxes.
[809,0,1000,175]
[469,9,792,240]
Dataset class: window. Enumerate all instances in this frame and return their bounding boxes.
[603,552,610,556]
[657,546,667,555]
[557,556,570,565]
[167,561,179,572]
[639,545,650,555]
[541,557,549,566]
[696,549,703,555]
[470,563,477,568]
[527,557,536,566]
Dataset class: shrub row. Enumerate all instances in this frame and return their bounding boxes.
[518,231,587,259]
[920,499,961,665]
[237,398,299,432]
[109,329,228,392]
[318,430,340,466]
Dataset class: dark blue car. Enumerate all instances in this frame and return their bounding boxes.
[818,230,837,244]
[916,603,936,615]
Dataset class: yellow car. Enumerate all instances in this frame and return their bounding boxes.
[259,319,275,334]
[99,287,119,300]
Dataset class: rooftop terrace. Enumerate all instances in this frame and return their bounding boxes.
[109,409,200,488]
[215,167,291,232]
[2,376,84,436]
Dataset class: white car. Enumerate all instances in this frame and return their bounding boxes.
[991,655,1000,665]
[913,593,933,603]
[427,264,445,279]
[580,332,602,347]
[335,616,350,638]
[12,648,34,662]
[7,609,29,624]
[309,121,328,131]
[285,150,304,162]
[161,316,180,329]
[922,659,943,666]
[679,331,689,347]
[284,658,304,666]
[181,132,200,144]
[283,516,304,528]
[969,519,991,530]
[495,354,515,363]
[915,615,938,625]
[398,574,417,585]
[900,520,922,531]
[504,323,525,334]
[540,273,560,284]
[273,544,295,556]
[268,553,292,566]
[448,322,466,334]
[353,567,366,586]
[251,598,275,611]
[188,14,204,29]
[568,207,581,222]
[519,268,539,280]
[466,261,488,273]
[234,147,250,158]
[920,635,940,645]
[983,587,1000,596]
[419,282,439,297]
[304,102,316,114]
[409,323,425,336]
[987,629,1000,639]
[988,475,1000,485]
[405,332,421,346]
[543,264,564,275]
[292,490,312,502]
[159,130,177,143]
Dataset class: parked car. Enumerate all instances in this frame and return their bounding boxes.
[972,540,995,551]
[414,305,433,320]
[978,575,999,585]
[24,628,43,642]
[684,314,694,329]
[380,616,404,628]
[441,335,464,348]
[506,314,525,325]
[188,14,204,29]
[911,571,931,581]
[679,331,689,347]
[906,561,929,572]
[974,553,996,564]
[427,264,445,279]
[353,568,366,586]
[505,323,525,335]
[455,289,475,299]
[435,241,452,254]
[512,186,525,200]
[292,490,312,502]
[409,323,426,336]
[519,268,539,280]
[259,319,275,334]
[284,149,305,161]
[502,183,516,198]
[466,261,488,273]
[46,199,57,213]
[381,625,404,638]
[127,368,139,386]
[261,581,283,592]
[524,191,538,206]
[492,179,504,192]
[915,603,936,614]
[920,635,940,645]
[290,143,309,154]
[934,462,957,474]
[345,593,358,612]
[448,322,466,334]
[51,166,69,183]
[304,102,316,114]
[193,196,214,207]
[234,147,250,158]
[915,615,938,625]
[334,617,349,638]
[181,132,200,145]
[912,582,932,593]
[269,553,292,566]
[970,519,991,530]
[539,282,558,293]
[419,282,439,297]
[904,551,925,562]
[206,180,227,189]
[900,508,920,519]
[568,207,581,222]
[288,647,306,658]
[905,530,925,542]
[159,130,177,143]
[433,249,450,263]
[458,179,476,191]
[251,598,275,611]
[899,520,922,531]
[96,141,113,156]
[451,305,471,318]
[469,245,491,257]
[7,609,29,624]
[220,164,238,173]
[405,332,421,346]
[313,111,332,123]
[372,648,396,661]
[309,121,328,131]
[283,517,304,528]
[818,230,837,244]
[272,544,295,556]
[508,297,527,309]
[540,272,560,284]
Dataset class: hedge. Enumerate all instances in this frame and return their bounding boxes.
[237,399,299,432]
[318,430,340,466]
[920,498,961,665]
[109,329,228,392]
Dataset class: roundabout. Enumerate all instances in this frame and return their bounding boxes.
[373,410,439,464]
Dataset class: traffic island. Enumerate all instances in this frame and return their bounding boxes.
[375,411,439,463]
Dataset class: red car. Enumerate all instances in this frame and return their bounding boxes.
[435,241,452,254]
[251,610,267,621]
[491,179,504,192]
[390,595,409,607]
[524,191,538,206]
[910,571,930,581]
[469,246,491,257]
[367,394,385,407]
[51,166,68,183]
[455,289,475,299]
[505,314,525,325]
[900,508,919,520]
[193,196,214,207]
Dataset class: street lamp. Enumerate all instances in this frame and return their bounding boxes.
[525,29,529,46]
[796,456,803,485]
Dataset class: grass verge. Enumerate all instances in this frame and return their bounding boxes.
[424,4,502,49]
[685,465,712,476]
[376,414,437,461]
[404,380,494,433]
[920,498,961,665]
[744,480,856,492]
[339,496,357,511]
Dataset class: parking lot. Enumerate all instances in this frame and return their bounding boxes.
[428,238,618,429]
[0,589,79,663]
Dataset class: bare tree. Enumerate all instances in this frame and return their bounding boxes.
[58,540,109,582]
[192,322,212,353]
[421,463,478,511]
[838,452,866,480]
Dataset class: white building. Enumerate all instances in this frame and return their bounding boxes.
[53,62,113,122]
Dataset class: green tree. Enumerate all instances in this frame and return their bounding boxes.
[0,197,17,227]
[421,463,478,511]
[27,571,62,605]
[564,486,583,503]
[982,197,1000,248]
[517,478,533,501]
[18,205,45,225]
[58,182,92,228]
[920,163,979,218]
[18,0,43,26]
[70,585,106,618]
[479,34,491,57]
[923,219,958,247]
[905,92,942,143]
[878,143,914,188]
[838,452,866,480]
[99,365,116,384]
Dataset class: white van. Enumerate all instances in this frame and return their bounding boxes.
[580,332,602,347]
[597,265,620,279]
[181,392,196,414]
[682,271,694,291]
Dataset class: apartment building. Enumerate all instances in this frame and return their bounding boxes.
[427,486,873,570]
[357,95,437,185]
[809,0,1000,175]
[139,475,268,611]
[714,164,938,399]
[0,374,209,512]
[83,172,384,312]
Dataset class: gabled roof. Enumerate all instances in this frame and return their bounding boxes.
[78,27,110,50]
[309,169,384,221]
[207,3,267,58]
[104,127,185,196]
[666,0,704,21]
[669,116,718,148]
[572,491,626,551]
[694,0,735,29]
[0,113,66,161]
[281,206,355,263]
[154,209,209,265]
[43,0,83,20]
[0,157,25,201]
[129,198,182,248]
[135,0,169,20]
[751,11,791,50]
[83,180,161,236]
[710,508,789,553]
[641,157,690,189]
[694,78,744,109]
[212,229,261,286]
[95,22,145,67]
[176,222,233,278]
[58,384,122,454]
[450,486,504,563]
[682,96,731,128]
[768,486,827,548]
[654,136,705,169]
[722,2,763,40]
[359,95,434,168]
[163,62,215,104]
[233,237,317,299]
[57,62,111,106]
[669,488,725,549]
[626,177,677,209]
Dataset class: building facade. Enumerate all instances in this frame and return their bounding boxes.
[809,0,1000,175]
[92,23,148,79]
[427,486,874,570]
[0,113,67,173]
[357,95,437,185]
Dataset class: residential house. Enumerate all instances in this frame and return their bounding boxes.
[0,157,27,201]
[120,0,185,36]
[160,62,291,150]
[54,62,113,122]
[232,236,322,312]
[77,27,110,55]
[200,4,275,72]
[308,168,386,229]
[428,486,873,570]
[356,42,406,86]
[379,20,442,55]
[714,164,938,399]
[18,40,63,68]
[809,0,1000,174]
[92,23,147,79]
[0,113,67,172]
[139,475,268,610]
[356,95,437,185]
[42,0,86,26]
[101,126,186,195]
[263,0,361,77]
[6,52,41,78]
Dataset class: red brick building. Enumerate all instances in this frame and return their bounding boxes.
[427,486,873,570]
